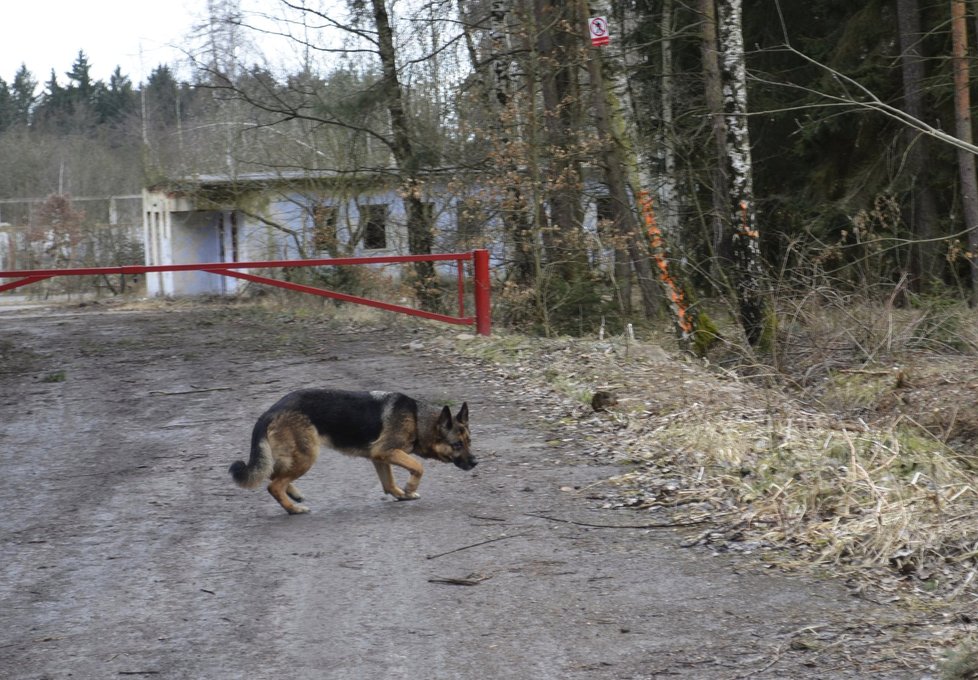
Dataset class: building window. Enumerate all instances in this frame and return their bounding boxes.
[312,204,338,252]
[595,195,616,234]
[361,203,387,250]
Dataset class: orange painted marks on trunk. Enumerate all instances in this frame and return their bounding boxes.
[638,190,693,339]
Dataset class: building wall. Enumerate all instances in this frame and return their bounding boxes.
[142,174,606,297]
[169,211,223,296]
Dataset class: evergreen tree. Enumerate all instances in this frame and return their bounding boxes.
[33,69,72,129]
[95,67,137,124]
[66,51,95,104]
[33,52,104,131]
[144,65,182,128]
[10,65,37,126]
[0,78,12,130]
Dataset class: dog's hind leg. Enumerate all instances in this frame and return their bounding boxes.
[268,478,309,514]
[286,484,304,502]
[268,477,309,515]
[265,415,318,514]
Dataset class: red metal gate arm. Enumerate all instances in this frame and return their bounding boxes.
[207,268,475,327]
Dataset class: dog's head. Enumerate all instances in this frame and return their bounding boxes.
[432,402,476,471]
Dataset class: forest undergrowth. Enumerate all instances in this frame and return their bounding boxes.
[431,289,978,647]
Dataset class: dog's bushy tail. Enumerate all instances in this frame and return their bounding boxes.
[229,435,273,489]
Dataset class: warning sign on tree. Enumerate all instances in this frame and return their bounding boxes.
[588,16,610,47]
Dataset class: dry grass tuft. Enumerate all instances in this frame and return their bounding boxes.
[452,310,978,602]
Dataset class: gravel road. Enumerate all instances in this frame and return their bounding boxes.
[0,302,932,678]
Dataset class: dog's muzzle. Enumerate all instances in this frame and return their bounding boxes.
[454,456,477,471]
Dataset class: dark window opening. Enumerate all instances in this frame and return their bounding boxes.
[362,204,387,250]
[595,195,616,235]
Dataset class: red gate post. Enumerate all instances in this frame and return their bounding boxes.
[473,249,491,336]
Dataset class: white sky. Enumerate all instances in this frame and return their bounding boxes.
[1,1,448,92]
[0,1,200,85]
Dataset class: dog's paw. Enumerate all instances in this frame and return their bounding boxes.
[288,504,311,514]
[395,492,420,501]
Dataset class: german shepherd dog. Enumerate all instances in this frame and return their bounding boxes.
[229,389,475,514]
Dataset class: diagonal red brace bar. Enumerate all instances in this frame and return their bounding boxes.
[207,268,475,327]
[0,252,474,279]
[0,250,492,335]
[0,275,55,294]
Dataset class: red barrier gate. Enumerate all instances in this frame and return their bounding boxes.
[0,249,492,336]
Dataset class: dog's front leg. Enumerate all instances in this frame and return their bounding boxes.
[371,450,422,500]
[388,449,423,499]
[372,460,405,498]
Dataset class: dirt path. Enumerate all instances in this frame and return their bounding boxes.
[0,302,936,679]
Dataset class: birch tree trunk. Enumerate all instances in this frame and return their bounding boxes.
[717,0,765,344]
[616,0,679,237]
[203,0,244,177]
[370,0,438,305]
[656,0,680,237]
[576,0,659,319]
[579,0,698,342]
[951,0,978,305]
[489,0,536,285]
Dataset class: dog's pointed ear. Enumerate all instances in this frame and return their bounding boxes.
[438,404,454,429]
[456,402,469,425]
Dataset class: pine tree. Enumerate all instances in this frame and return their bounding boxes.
[95,67,137,125]
[0,78,13,131]
[10,65,37,126]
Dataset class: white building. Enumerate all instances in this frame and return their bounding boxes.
[142,171,492,297]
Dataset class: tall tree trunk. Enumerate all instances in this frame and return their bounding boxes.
[489,0,536,285]
[534,0,587,278]
[717,0,765,344]
[897,0,941,293]
[371,0,438,306]
[699,0,730,277]
[580,0,698,341]
[204,0,244,177]
[582,50,660,320]
[951,0,978,305]
[576,0,661,326]
[458,0,536,284]
[656,0,680,237]
[617,0,682,301]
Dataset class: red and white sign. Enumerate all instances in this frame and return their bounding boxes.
[588,16,610,47]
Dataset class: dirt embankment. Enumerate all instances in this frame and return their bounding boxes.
[0,300,963,678]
